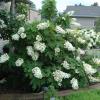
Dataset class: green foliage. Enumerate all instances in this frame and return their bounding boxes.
[1,16,100,92]
[0,10,9,24]
[91,2,98,6]
[41,0,57,20]
[1,20,90,92]
[44,86,59,100]
[0,10,9,39]
[0,8,26,40]
[0,6,100,93]
[55,13,71,28]
[29,1,36,10]
[16,2,29,16]
[60,89,100,100]
[95,18,100,32]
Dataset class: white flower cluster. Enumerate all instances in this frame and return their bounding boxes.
[62,17,65,20]
[64,41,75,51]
[75,69,79,74]
[12,34,20,41]
[76,56,81,62]
[93,58,100,65]
[89,76,100,83]
[12,27,26,41]
[18,27,26,39]
[20,33,26,39]
[95,33,100,43]
[26,35,45,60]
[37,22,49,30]
[34,35,46,53]
[32,67,43,79]
[26,46,39,61]
[84,29,96,40]
[18,27,25,34]
[54,47,60,55]
[77,37,86,44]
[16,14,25,21]
[36,35,42,42]
[70,17,81,28]
[53,70,71,86]
[0,19,6,28]
[71,21,81,28]
[72,18,77,22]
[77,48,85,55]
[70,78,79,90]
[15,58,24,67]
[77,29,99,48]
[66,29,75,34]
[26,46,33,56]
[61,60,70,69]
[0,53,9,63]
[56,26,66,34]
[69,29,100,49]
[0,78,6,84]
[83,62,97,75]
[67,11,75,16]
[34,41,46,53]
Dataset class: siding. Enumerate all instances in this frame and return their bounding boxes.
[76,17,96,28]
[27,10,41,22]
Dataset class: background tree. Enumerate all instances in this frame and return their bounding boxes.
[41,0,57,20]
[0,0,32,17]
[29,1,36,10]
[91,2,98,6]
[16,3,29,16]
[55,13,71,28]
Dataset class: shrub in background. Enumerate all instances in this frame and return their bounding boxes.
[95,17,100,32]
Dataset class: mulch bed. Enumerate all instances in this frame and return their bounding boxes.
[0,83,100,100]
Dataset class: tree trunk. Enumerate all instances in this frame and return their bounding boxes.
[10,0,16,17]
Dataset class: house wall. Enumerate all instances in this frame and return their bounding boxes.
[76,17,96,28]
[27,10,41,22]
[0,2,41,22]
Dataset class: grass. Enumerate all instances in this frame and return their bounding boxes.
[59,89,100,100]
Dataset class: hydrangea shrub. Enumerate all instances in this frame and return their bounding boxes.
[0,13,100,92]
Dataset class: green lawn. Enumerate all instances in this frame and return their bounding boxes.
[59,89,100,100]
